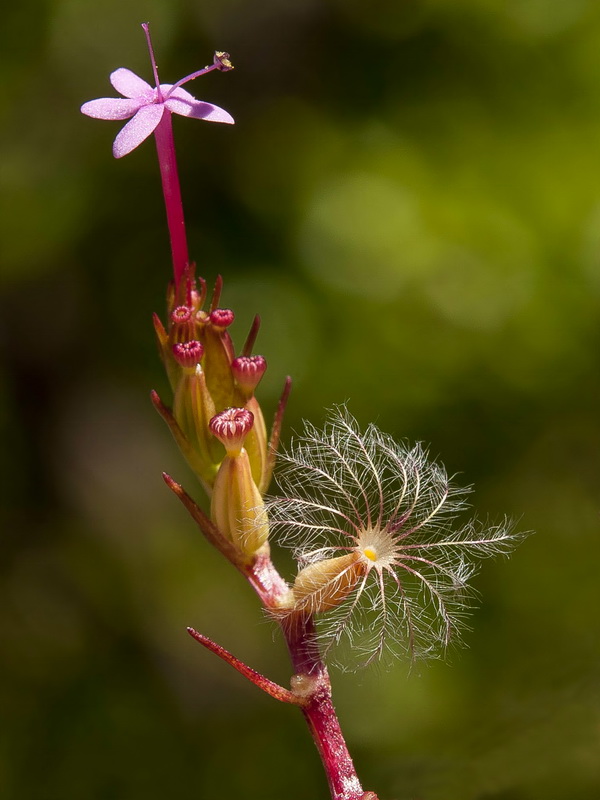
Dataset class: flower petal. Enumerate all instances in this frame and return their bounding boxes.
[110,68,155,100]
[163,86,234,124]
[112,103,165,158]
[80,97,144,120]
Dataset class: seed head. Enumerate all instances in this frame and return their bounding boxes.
[268,408,524,667]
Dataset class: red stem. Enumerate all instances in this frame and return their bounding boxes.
[169,465,377,797]
[284,613,366,800]
[153,112,189,288]
[243,553,376,800]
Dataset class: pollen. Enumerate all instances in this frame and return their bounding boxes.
[363,546,378,562]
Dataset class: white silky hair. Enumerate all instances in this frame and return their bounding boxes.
[267,406,523,668]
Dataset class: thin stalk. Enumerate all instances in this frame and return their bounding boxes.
[187,627,305,705]
[153,111,189,288]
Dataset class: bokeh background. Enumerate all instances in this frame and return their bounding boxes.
[2,1,600,798]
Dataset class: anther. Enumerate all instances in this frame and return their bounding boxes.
[213,51,234,72]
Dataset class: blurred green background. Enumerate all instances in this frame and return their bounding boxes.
[1,0,599,798]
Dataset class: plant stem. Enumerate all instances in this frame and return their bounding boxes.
[182,500,379,797]
[286,614,367,800]
[243,553,379,800]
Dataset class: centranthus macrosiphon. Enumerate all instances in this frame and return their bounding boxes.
[81,23,528,800]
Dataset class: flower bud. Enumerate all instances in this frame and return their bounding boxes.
[229,357,268,489]
[210,408,269,557]
[201,309,236,411]
[292,553,365,613]
[173,364,223,485]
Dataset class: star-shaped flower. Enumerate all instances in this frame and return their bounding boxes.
[81,65,234,158]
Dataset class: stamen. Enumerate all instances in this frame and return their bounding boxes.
[165,51,234,99]
[213,52,234,72]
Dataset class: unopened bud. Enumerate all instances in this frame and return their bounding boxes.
[173,365,222,484]
[293,553,365,613]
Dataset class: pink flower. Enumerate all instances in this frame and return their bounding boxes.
[81,66,234,158]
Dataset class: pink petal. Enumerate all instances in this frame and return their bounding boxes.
[163,86,234,124]
[110,68,155,100]
[112,104,165,158]
[81,97,144,120]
